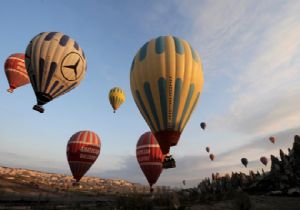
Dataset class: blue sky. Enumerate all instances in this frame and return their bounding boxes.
[1,0,300,187]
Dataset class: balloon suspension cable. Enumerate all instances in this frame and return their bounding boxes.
[33,105,44,113]
[7,88,13,93]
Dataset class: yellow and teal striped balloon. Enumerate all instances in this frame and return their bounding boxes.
[130,36,204,154]
[25,32,87,113]
[109,87,126,113]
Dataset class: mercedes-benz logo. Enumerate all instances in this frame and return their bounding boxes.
[61,52,84,81]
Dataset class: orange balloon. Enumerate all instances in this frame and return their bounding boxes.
[4,53,30,93]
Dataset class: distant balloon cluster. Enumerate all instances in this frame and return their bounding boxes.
[3,32,277,192]
[239,136,276,169]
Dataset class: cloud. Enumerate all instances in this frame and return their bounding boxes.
[171,0,300,136]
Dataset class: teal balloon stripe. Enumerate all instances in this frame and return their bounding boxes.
[178,84,195,130]
[144,82,161,130]
[135,90,156,131]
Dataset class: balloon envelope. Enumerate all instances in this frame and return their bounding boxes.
[269,136,275,144]
[67,131,101,182]
[25,32,87,113]
[241,158,248,167]
[130,36,204,154]
[4,53,30,93]
[200,122,206,130]
[209,154,215,161]
[109,87,126,112]
[260,156,268,166]
[136,132,163,190]
[205,146,210,153]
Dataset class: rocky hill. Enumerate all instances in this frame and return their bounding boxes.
[0,166,153,195]
[193,135,300,197]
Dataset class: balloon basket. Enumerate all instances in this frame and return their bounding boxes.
[7,88,13,93]
[33,105,44,113]
[163,155,176,169]
[72,182,81,187]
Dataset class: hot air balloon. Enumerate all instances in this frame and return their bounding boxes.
[241,158,248,168]
[260,156,268,166]
[182,180,186,186]
[4,53,30,93]
[269,136,275,144]
[25,32,87,113]
[130,36,204,167]
[67,131,101,182]
[200,122,206,130]
[108,87,126,113]
[136,131,163,192]
[209,154,215,161]
[205,146,210,153]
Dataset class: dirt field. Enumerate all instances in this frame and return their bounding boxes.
[1,177,300,210]
[189,196,300,210]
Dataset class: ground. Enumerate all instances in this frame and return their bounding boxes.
[1,169,300,210]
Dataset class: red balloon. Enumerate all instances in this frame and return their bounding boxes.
[269,136,275,144]
[260,156,268,166]
[136,132,163,191]
[4,53,30,93]
[67,131,101,182]
[209,154,215,161]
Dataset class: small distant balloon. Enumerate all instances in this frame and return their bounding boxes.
[269,136,275,144]
[209,154,215,161]
[4,53,30,93]
[241,158,248,167]
[205,146,210,153]
[200,122,206,130]
[260,156,268,166]
[108,87,126,113]
[182,180,186,186]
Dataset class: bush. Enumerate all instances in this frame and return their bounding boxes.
[231,192,252,210]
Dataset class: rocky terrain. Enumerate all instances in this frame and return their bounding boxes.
[0,166,148,195]
[0,165,172,209]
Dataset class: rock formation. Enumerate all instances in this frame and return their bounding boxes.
[195,135,300,196]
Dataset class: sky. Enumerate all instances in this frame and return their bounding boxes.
[1,0,300,188]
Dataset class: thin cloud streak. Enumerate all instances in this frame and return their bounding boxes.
[173,0,300,137]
